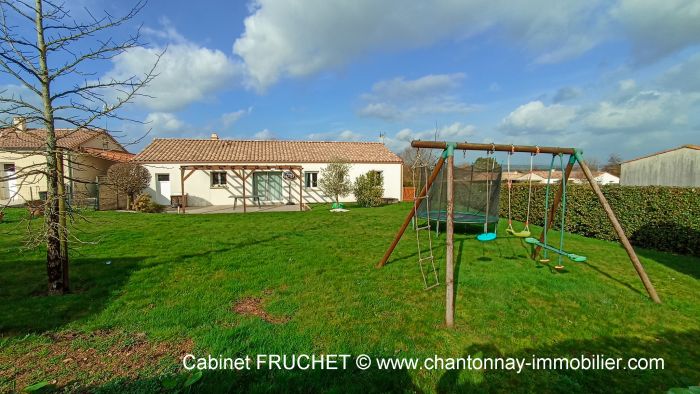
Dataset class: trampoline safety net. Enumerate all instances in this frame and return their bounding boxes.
[416,159,502,225]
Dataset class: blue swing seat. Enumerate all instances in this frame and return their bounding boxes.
[477,232,497,242]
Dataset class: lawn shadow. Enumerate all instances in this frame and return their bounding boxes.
[87,356,420,393]
[633,243,700,282]
[0,255,156,335]
[0,227,302,336]
[437,329,700,393]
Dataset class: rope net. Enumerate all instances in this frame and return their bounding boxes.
[416,160,503,225]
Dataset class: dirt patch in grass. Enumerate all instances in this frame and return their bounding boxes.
[232,297,290,324]
[0,330,193,391]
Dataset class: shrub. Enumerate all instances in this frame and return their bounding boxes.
[133,194,165,213]
[319,159,352,204]
[107,163,151,210]
[500,184,700,256]
[354,171,384,207]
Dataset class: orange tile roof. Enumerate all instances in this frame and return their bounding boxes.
[82,147,135,163]
[0,128,103,150]
[133,138,403,164]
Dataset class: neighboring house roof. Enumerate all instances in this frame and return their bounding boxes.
[133,138,403,164]
[82,147,135,163]
[622,144,700,164]
[0,128,124,151]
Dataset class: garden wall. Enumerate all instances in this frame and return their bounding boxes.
[500,184,700,256]
[96,175,126,211]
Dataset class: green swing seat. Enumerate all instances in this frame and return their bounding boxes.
[524,237,587,262]
[506,228,531,238]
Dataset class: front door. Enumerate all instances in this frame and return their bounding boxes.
[156,174,171,204]
[253,172,283,202]
[3,164,17,201]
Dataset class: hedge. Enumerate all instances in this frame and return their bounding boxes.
[499,184,700,256]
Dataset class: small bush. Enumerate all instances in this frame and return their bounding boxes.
[353,171,384,207]
[133,194,165,213]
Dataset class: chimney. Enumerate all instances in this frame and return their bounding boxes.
[210,133,219,140]
[12,116,26,132]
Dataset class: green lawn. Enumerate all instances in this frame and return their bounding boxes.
[0,204,699,393]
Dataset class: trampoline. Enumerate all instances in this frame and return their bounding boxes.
[417,210,499,224]
[414,158,502,235]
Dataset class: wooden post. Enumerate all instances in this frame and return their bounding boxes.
[180,167,186,213]
[376,155,446,267]
[532,156,574,260]
[577,156,661,303]
[445,150,455,328]
[298,168,303,211]
[242,169,247,213]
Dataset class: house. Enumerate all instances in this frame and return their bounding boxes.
[132,135,403,208]
[621,145,699,186]
[0,117,134,205]
[593,171,619,185]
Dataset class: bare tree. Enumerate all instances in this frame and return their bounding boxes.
[106,163,150,210]
[399,146,438,187]
[603,153,623,176]
[0,0,160,294]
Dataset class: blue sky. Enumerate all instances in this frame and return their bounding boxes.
[2,0,699,163]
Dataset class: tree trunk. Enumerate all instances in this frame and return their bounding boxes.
[57,151,69,291]
[36,0,65,295]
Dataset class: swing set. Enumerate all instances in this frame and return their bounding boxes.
[378,140,661,328]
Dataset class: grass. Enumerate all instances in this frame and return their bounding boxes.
[0,203,699,393]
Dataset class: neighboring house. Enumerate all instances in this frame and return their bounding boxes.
[0,117,133,205]
[621,145,699,187]
[593,172,620,185]
[132,135,403,207]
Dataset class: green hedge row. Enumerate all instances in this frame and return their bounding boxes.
[499,184,700,256]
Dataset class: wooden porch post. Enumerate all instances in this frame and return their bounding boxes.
[376,155,446,267]
[577,155,661,303]
[532,155,574,260]
[298,168,303,211]
[180,167,186,214]
[242,169,247,213]
[445,146,455,328]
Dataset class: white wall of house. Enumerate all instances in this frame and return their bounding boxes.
[593,172,620,185]
[621,147,700,186]
[142,162,402,207]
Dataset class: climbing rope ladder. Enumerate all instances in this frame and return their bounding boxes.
[412,150,440,290]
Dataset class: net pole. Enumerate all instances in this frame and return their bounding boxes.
[377,155,446,267]
[445,145,455,328]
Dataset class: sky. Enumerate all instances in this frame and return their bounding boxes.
[1,0,699,164]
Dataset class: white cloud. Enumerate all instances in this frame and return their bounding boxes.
[500,101,577,134]
[552,86,581,103]
[233,0,605,90]
[584,90,695,132]
[104,22,241,112]
[385,122,476,152]
[253,129,275,139]
[307,129,366,141]
[221,107,253,127]
[358,73,476,120]
[659,54,700,93]
[144,112,185,132]
[611,0,700,63]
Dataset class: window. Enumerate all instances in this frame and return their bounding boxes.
[156,174,169,182]
[304,172,318,188]
[3,164,15,172]
[211,171,227,187]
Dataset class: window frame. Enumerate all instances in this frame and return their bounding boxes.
[304,171,319,188]
[210,171,227,188]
